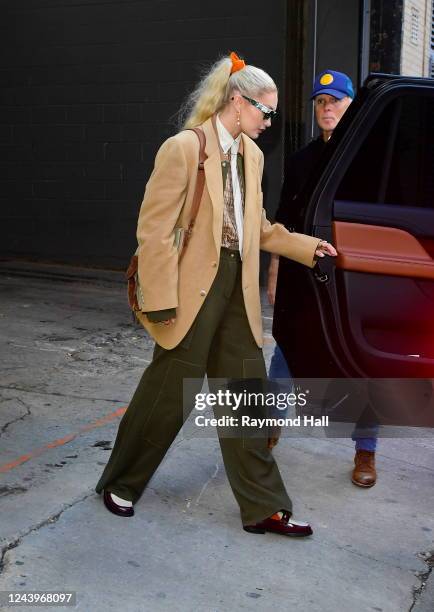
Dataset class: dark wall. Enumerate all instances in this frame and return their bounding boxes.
[315,0,361,82]
[0,0,286,268]
[369,0,403,74]
[301,0,362,144]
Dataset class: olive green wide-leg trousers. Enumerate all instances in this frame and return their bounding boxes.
[95,248,292,525]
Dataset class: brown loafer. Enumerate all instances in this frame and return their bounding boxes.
[352,450,377,487]
[103,490,134,517]
[244,510,312,537]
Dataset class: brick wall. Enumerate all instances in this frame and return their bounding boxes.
[0,0,286,268]
[401,0,432,76]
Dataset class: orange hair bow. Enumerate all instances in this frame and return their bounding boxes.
[230,51,246,74]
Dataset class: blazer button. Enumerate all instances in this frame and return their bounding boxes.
[200,290,206,296]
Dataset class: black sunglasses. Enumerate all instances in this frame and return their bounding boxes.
[241,95,278,120]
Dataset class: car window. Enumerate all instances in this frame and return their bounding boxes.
[335,92,434,208]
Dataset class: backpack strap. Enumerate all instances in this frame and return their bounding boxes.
[181,127,207,254]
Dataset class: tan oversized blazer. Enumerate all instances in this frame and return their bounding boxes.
[135,116,320,350]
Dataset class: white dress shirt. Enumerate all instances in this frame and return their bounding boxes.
[216,115,244,257]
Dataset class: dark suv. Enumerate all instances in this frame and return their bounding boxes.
[273,74,434,383]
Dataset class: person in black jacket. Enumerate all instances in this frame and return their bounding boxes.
[268,70,379,489]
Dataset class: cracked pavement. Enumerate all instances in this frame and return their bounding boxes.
[0,266,433,611]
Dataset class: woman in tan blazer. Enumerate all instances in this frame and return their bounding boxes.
[96,52,336,537]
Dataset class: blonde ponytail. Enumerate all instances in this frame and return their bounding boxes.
[179,54,277,129]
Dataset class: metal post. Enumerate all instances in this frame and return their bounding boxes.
[359,0,371,87]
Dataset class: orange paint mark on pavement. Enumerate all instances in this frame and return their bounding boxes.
[46,434,76,449]
[0,406,127,474]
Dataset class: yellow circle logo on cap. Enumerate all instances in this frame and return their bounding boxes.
[320,73,334,85]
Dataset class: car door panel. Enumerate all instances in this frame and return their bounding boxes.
[275,77,434,383]
[334,201,434,240]
[336,270,434,376]
[333,221,434,279]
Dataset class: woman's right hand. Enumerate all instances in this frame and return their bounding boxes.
[161,318,176,326]
[315,240,337,258]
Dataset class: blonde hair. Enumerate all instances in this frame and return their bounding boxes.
[179,55,277,129]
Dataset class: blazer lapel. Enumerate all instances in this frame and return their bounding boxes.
[241,133,260,259]
[201,118,224,255]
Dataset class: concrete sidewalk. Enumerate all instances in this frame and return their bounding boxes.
[0,264,433,612]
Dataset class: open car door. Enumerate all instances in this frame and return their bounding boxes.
[274,75,434,382]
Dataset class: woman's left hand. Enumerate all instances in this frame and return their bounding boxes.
[315,240,338,258]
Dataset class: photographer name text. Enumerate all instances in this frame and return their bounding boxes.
[195,415,329,428]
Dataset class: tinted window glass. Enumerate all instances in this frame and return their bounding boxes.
[335,93,434,208]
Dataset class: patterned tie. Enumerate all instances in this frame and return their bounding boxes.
[230,143,244,256]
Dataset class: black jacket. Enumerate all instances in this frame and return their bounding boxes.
[275,137,327,231]
[273,137,328,345]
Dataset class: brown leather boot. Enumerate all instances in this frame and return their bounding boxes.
[351,450,377,487]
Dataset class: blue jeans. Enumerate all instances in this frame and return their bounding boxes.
[351,426,378,451]
[268,344,292,419]
[269,344,291,379]
[269,344,378,451]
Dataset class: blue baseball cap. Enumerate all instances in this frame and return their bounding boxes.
[311,70,354,100]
